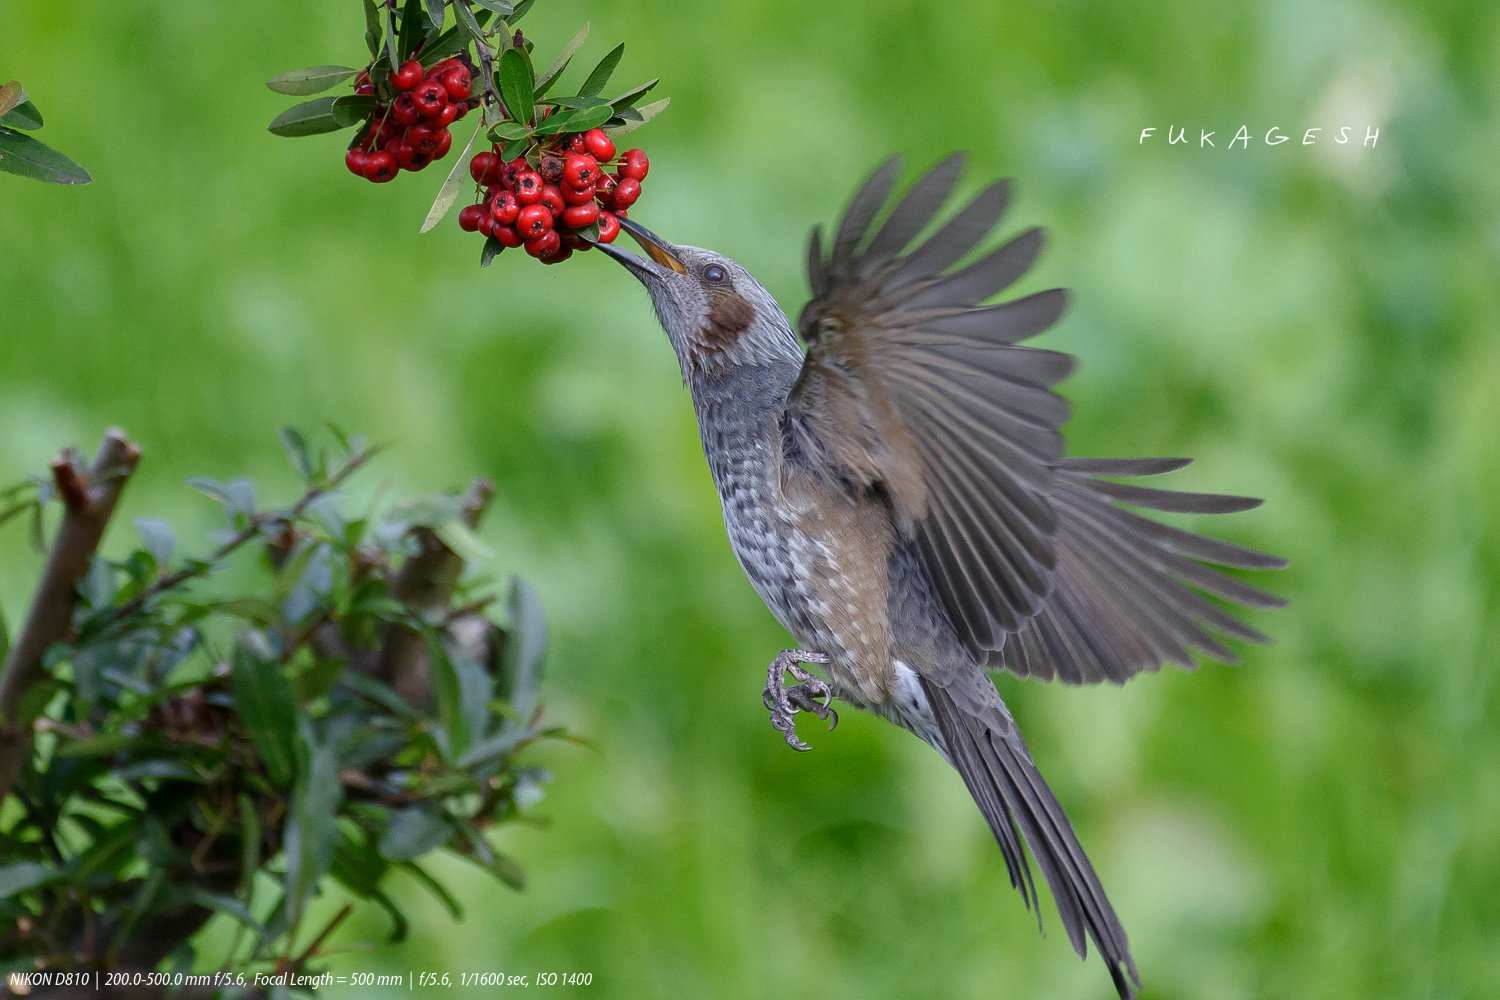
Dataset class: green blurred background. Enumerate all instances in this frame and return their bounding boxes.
[5,1,1498,997]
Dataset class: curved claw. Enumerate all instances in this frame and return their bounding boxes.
[763,649,835,752]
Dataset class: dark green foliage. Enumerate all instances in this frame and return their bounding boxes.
[0,433,564,984]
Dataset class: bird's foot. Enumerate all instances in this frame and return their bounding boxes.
[763,649,836,752]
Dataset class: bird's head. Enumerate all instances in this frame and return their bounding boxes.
[599,218,802,383]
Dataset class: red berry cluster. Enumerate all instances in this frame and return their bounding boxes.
[456,128,650,265]
[344,58,477,184]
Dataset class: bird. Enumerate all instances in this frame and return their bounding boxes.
[595,153,1286,998]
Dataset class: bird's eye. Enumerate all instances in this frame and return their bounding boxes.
[703,264,727,283]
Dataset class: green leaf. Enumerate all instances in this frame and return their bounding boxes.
[0,100,42,131]
[379,807,452,860]
[499,136,528,161]
[423,0,446,34]
[609,77,660,111]
[231,636,298,787]
[267,96,345,138]
[496,47,534,124]
[559,103,613,133]
[363,0,382,58]
[487,851,527,890]
[0,81,22,118]
[433,518,493,563]
[499,576,547,730]
[133,517,175,567]
[383,4,401,71]
[487,120,532,142]
[398,861,464,918]
[0,606,9,663]
[535,22,589,98]
[278,426,314,478]
[579,42,624,98]
[0,862,60,900]
[238,793,261,899]
[265,66,358,97]
[182,887,263,932]
[452,0,486,45]
[549,94,610,110]
[480,233,505,267]
[508,0,536,24]
[397,0,424,62]
[430,640,470,758]
[530,109,579,136]
[339,671,417,718]
[471,0,515,13]
[284,726,342,927]
[331,94,379,129]
[55,731,133,758]
[607,97,669,137]
[0,126,90,184]
[421,122,482,234]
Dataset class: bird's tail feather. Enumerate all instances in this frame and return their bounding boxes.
[921,677,1140,1000]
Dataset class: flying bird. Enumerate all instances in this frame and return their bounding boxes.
[598,154,1286,998]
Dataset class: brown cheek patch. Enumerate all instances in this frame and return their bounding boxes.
[701,289,756,351]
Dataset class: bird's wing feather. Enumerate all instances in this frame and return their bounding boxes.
[993,458,1289,683]
[787,154,1072,650]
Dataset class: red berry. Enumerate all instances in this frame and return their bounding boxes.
[441,66,471,98]
[392,94,421,126]
[513,171,544,205]
[395,142,432,171]
[412,80,447,116]
[525,230,562,259]
[363,151,398,183]
[477,213,495,237]
[488,190,520,225]
[499,158,527,190]
[470,151,496,184]
[436,102,459,128]
[516,203,554,239]
[560,229,592,250]
[458,204,486,232]
[394,60,423,91]
[345,149,368,176]
[594,173,617,204]
[562,182,596,205]
[555,133,587,156]
[492,223,524,248]
[355,80,375,96]
[539,184,566,217]
[612,176,642,208]
[407,125,439,154]
[620,148,649,181]
[562,154,599,190]
[583,128,616,162]
[596,210,621,243]
[562,201,599,228]
[434,129,452,158]
[540,245,572,265]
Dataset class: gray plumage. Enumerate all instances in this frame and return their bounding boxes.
[599,154,1286,1000]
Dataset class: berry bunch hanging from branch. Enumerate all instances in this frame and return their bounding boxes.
[267,0,668,266]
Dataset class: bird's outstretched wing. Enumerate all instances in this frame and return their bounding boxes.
[788,155,1285,669]
[787,154,1072,650]
[993,457,1288,683]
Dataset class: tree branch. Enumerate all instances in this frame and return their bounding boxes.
[375,477,494,708]
[0,429,141,798]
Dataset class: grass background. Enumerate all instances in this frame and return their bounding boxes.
[4,1,1498,997]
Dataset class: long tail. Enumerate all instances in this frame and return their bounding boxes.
[921,677,1140,1000]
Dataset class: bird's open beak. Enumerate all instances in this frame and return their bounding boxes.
[596,217,687,278]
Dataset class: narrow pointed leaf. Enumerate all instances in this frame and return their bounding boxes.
[363,0,382,57]
[496,47,534,124]
[0,127,91,184]
[472,0,515,12]
[267,96,344,137]
[579,43,624,98]
[397,0,424,61]
[266,66,358,96]
[383,5,400,70]
[480,234,505,266]
[559,103,613,132]
[423,0,445,31]
[231,638,298,787]
[421,122,482,233]
[452,0,486,43]
[609,77,659,111]
[606,97,668,137]
[509,0,536,22]
[535,22,589,97]
[0,100,42,131]
[487,121,533,141]
[332,94,379,128]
